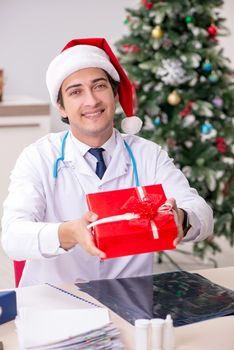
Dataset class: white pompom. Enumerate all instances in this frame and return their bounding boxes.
[121,116,143,134]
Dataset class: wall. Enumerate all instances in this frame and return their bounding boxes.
[0,0,137,131]
[0,0,233,132]
[219,0,234,66]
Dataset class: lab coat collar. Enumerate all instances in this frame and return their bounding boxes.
[58,129,132,182]
[69,129,117,159]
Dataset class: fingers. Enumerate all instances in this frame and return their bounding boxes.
[82,232,106,259]
[159,198,184,246]
[58,211,106,258]
[173,208,184,246]
[80,212,106,258]
[83,211,98,224]
[158,198,176,212]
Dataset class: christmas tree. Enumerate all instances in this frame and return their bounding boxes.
[115,0,234,259]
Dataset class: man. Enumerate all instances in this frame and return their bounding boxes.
[1,38,213,286]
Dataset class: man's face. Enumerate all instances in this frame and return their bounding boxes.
[59,67,118,146]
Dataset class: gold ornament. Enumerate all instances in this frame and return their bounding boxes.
[151,25,164,39]
[167,90,181,105]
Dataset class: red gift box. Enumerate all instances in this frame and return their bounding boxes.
[86,184,178,259]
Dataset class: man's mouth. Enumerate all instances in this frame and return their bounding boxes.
[82,109,105,119]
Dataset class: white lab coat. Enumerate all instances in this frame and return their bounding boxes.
[1,129,213,286]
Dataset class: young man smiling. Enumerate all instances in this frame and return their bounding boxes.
[1,38,213,286]
[58,68,118,147]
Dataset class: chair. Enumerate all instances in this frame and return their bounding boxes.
[13,260,25,287]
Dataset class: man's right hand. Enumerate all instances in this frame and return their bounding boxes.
[58,211,106,259]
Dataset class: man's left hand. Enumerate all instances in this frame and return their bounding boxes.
[158,198,184,246]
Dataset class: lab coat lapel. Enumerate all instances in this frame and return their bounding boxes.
[102,133,131,183]
[57,132,94,177]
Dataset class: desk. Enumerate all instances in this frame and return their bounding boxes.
[0,266,234,349]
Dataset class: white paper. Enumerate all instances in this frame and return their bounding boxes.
[16,284,95,310]
[16,307,110,349]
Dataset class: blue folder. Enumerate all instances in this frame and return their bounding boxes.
[0,290,17,324]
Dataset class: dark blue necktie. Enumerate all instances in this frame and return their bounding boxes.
[88,148,106,179]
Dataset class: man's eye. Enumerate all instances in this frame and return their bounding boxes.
[94,83,107,90]
[70,89,81,96]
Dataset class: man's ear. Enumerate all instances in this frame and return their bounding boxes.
[114,92,119,103]
[58,103,66,118]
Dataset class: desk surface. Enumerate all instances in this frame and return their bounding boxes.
[0,266,234,350]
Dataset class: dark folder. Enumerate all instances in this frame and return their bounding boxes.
[76,271,234,327]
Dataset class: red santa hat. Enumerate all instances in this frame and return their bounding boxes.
[46,38,142,134]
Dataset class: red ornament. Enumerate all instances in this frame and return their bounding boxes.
[121,43,141,54]
[223,176,234,196]
[179,101,193,118]
[223,181,228,196]
[133,81,141,90]
[132,83,138,115]
[123,15,131,25]
[215,137,227,154]
[142,0,153,10]
[207,24,218,37]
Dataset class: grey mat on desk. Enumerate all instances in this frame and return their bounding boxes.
[76,271,234,327]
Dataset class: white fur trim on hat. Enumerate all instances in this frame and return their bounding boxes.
[121,116,143,135]
[46,45,120,107]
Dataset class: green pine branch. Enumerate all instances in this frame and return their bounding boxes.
[116,0,234,261]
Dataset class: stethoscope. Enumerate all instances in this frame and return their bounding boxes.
[53,130,140,186]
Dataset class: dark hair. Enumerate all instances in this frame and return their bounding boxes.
[57,71,120,125]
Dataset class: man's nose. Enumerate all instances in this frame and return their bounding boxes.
[84,89,99,105]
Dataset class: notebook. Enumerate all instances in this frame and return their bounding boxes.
[15,284,123,350]
[76,270,234,327]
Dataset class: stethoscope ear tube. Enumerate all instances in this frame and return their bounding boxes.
[53,132,139,186]
[123,140,139,187]
[53,130,69,178]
